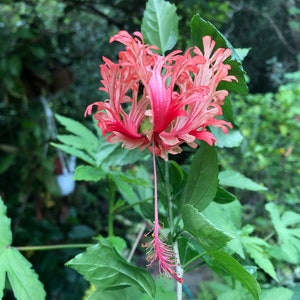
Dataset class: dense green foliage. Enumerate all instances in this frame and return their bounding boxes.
[0,0,300,299]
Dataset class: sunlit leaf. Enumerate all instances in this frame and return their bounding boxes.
[210,250,260,300]
[219,170,267,191]
[0,268,4,299]
[0,197,46,299]
[0,197,12,246]
[241,234,278,281]
[105,236,127,255]
[211,127,244,148]
[260,287,293,300]
[4,248,46,300]
[235,48,251,61]
[66,241,155,298]
[183,204,232,251]
[181,143,218,211]
[73,165,106,181]
[203,200,244,258]
[265,202,300,263]
[141,0,178,54]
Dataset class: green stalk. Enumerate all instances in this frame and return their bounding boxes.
[107,175,116,237]
[15,244,92,251]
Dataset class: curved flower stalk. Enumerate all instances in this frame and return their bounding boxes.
[85,30,237,160]
[85,30,237,283]
[142,147,183,283]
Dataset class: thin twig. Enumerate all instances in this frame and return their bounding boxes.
[127,222,147,263]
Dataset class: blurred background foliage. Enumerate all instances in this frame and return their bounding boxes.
[0,0,300,299]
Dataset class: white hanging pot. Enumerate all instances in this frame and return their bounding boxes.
[56,173,75,196]
[55,155,76,196]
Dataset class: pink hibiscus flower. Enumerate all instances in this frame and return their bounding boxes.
[85,30,237,160]
[85,30,237,282]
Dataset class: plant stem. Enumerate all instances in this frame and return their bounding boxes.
[182,252,207,269]
[107,175,116,237]
[15,244,92,251]
[165,160,183,300]
[115,197,152,213]
[264,231,275,241]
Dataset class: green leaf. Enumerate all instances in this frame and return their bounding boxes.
[56,134,96,157]
[181,142,218,211]
[51,142,95,165]
[8,55,22,77]
[177,235,204,268]
[0,266,4,299]
[111,172,143,209]
[29,46,46,59]
[203,200,245,258]
[73,165,106,181]
[190,14,248,95]
[4,76,26,99]
[0,197,12,246]
[214,186,237,204]
[265,203,300,263]
[141,0,179,54]
[235,48,251,61]
[222,97,240,127]
[291,284,300,300]
[219,170,267,191]
[68,224,95,240]
[0,154,15,175]
[260,287,293,300]
[0,197,10,299]
[203,200,242,235]
[4,248,46,300]
[55,114,99,149]
[94,142,119,166]
[87,287,143,300]
[211,127,244,148]
[88,277,176,300]
[0,197,46,299]
[182,204,232,251]
[140,277,176,299]
[105,236,127,255]
[100,146,146,169]
[66,241,155,298]
[210,250,260,300]
[241,235,278,281]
